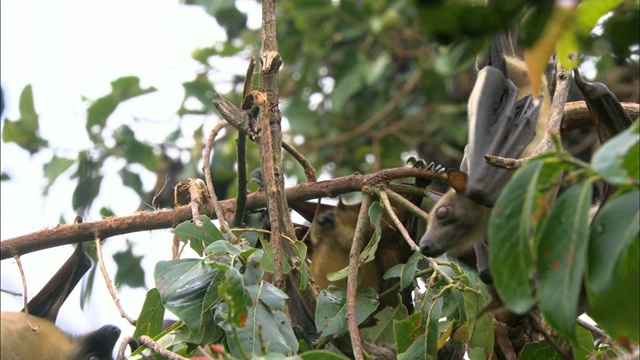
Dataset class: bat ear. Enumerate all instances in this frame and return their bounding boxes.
[447,170,468,194]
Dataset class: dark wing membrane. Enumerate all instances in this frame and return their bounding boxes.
[24,244,92,322]
[574,69,633,143]
[465,66,539,207]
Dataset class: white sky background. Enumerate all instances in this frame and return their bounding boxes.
[1,0,261,347]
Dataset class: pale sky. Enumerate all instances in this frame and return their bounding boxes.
[0,0,261,349]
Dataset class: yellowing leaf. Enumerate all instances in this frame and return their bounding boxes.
[524,3,576,96]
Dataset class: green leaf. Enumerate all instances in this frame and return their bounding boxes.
[558,0,623,67]
[155,259,221,332]
[112,124,158,171]
[86,76,156,141]
[489,160,544,313]
[394,312,425,355]
[299,350,350,360]
[518,340,563,359]
[464,289,494,359]
[435,39,486,75]
[119,167,145,198]
[315,286,378,338]
[217,267,251,328]
[361,301,408,343]
[113,244,146,289]
[43,155,74,195]
[133,289,165,339]
[537,181,593,340]
[331,54,366,112]
[587,191,640,341]
[592,121,640,186]
[173,216,225,256]
[588,191,640,292]
[2,85,48,154]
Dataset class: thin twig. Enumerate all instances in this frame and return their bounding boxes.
[384,188,430,223]
[378,191,420,252]
[202,119,237,242]
[95,237,136,325]
[116,335,137,360]
[14,255,37,330]
[528,312,573,360]
[282,140,317,182]
[347,195,373,360]
[138,335,188,360]
[576,317,609,342]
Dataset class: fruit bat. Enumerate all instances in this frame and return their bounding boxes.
[419,35,548,281]
[1,244,121,360]
[573,69,634,205]
[290,161,441,312]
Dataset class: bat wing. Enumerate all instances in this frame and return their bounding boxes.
[465,66,540,207]
[24,244,92,322]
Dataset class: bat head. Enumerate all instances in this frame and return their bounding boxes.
[419,170,490,258]
[68,324,121,360]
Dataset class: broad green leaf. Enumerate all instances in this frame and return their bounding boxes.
[247,281,287,311]
[86,76,156,141]
[394,312,425,355]
[119,166,144,198]
[315,286,378,338]
[587,192,640,342]
[361,301,408,343]
[588,191,640,292]
[155,259,221,332]
[217,267,251,328]
[518,341,563,359]
[464,289,494,359]
[537,181,592,340]
[571,325,595,360]
[43,155,74,195]
[180,73,217,115]
[173,216,224,256]
[113,244,146,288]
[133,289,165,339]
[112,124,157,170]
[225,304,298,357]
[2,85,48,154]
[592,121,640,186]
[489,160,544,313]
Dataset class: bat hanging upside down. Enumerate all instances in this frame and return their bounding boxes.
[1,244,121,360]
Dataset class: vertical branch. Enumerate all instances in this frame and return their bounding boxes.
[346,195,372,360]
[257,0,320,324]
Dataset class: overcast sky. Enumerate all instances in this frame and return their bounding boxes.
[0,0,261,348]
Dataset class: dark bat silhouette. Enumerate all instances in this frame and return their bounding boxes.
[1,244,121,360]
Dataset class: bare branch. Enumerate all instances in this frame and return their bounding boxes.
[95,237,135,325]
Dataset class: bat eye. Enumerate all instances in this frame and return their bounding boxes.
[435,206,449,220]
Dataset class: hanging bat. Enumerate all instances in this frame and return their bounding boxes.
[573,68,634,205]
[1,244,121,360]
[290,160,441,312]
[419,34,549,282]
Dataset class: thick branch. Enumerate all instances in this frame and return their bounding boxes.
[1,167,444,260]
